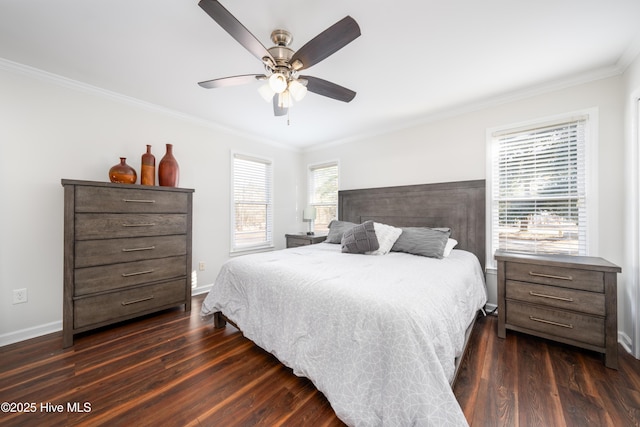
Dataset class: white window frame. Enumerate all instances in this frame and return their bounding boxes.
[230,151,274,254]
[307,160,339,234]
[486,109,598,269]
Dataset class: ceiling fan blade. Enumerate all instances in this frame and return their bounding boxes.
[198,0,274,65]
[198,74,266,89]
[290,16,361,71]
[273,96,288,116]
[301,75,356,102]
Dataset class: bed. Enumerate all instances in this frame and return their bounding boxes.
[202,180,487,426]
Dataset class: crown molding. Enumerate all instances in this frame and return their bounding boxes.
[0,57,300,152]
[304,64,626,153]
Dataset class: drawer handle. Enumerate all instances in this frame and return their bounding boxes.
[529,316,573,329]
[123,199,156,203]
[122,223,156,227]
[121,269,155,277]
[121,296,154,306]
[529,291,574,302]
[529,271,573,281]
[122,246,156,252]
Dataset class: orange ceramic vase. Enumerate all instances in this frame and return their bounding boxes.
[140,145,155,186]
[109,157,137,184]
[158,143,179,187]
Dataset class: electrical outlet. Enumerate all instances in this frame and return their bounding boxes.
[198,262,206,271]
[13,288,27,304]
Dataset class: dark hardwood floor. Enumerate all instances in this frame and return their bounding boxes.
[1,294,639,426]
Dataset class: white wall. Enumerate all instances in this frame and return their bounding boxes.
[302,76,628,346]
[0,65,303,345]
[622,52,640,357]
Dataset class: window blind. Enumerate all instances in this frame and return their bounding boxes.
[491,117,588,257]
[308,162,338,233]
[232,153,273,251]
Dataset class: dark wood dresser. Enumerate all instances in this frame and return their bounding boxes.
[62,179,194,347]
[495,250,621,369]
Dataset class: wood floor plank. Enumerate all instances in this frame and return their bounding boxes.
[555,384,612,427]
[2,296,640,427]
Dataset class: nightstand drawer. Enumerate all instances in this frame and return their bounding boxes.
[506,262,604,292]
[506,280,605,316]
[287,237,313,247]
[285,234,327,248]
[506,300,605,347]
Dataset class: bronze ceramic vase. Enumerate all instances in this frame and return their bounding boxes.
[158,143,179,187]
[109,157,137,184]
[141,145,156,186]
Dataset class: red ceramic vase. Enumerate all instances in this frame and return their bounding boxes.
[109,157,137,184]
[141,145,156,186]
[158,143,179,187]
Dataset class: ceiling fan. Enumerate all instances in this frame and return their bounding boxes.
[197,0,361,117]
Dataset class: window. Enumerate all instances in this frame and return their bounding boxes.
[231,153,273,252]
[308,162,339,233]
[488,111,596,267]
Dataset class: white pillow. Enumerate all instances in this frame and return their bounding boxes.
[443,238,458,257]
[367,222,403,255]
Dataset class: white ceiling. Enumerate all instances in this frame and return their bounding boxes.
[1,0,639,149]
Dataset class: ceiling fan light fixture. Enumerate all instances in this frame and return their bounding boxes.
[258,83,275,102]
[268,73,288,93]
[288,79,308,101]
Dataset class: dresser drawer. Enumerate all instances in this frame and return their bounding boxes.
[74,279,187,329]
[506,262,604,292]
[506,300,605,347]
[75,235,187,268]
[75,186,189,213]
[74,256,187,296]
[506,280,605,316]
[75,213,187,240]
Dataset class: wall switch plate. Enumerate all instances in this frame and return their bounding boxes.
[13,288,27,304]
[198,262,206,271]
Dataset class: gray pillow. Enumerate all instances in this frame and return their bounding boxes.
[391,227,451,258]
[326,220,358,243]
[341,221,380,254]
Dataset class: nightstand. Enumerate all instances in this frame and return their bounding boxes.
[285,233,327,248]
[495,250,621,369]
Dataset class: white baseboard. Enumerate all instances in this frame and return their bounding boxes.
[0,287,214,348]
[619,331,634,355]
[192,284,212,296]
[0,321,62,347]
[483,302,497,314]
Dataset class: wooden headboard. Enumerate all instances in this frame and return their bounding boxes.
[338,180,486,270]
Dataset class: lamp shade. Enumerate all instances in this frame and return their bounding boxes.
[303,206,317,221]
[258,83,275,102]
[268,73,288,93]
[288,79,308,101]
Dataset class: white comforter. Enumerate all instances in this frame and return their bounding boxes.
[202,243,487,426]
